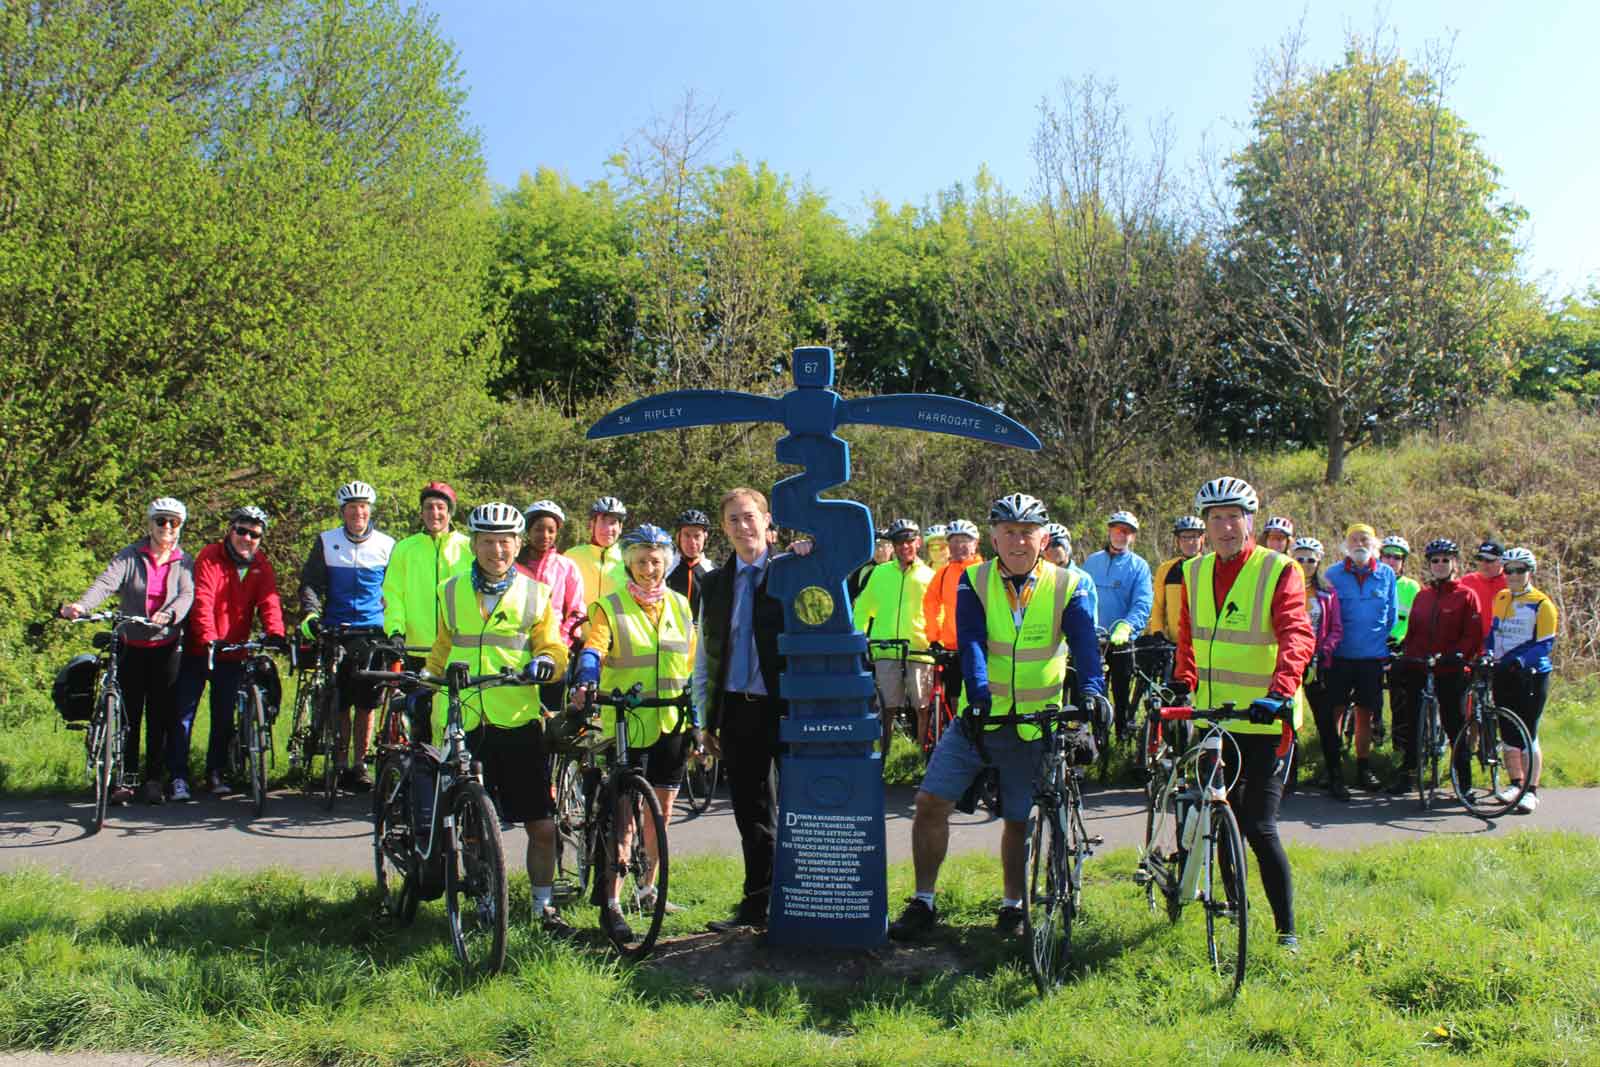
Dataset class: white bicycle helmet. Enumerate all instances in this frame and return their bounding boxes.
[1195,477,1259,514]
[1291,536,1324,559]
[468,502,525,534]
[1263,516,1294,537]
[524,499,566,524]
[591,496,627,518]
[924,523,949,542]
[147,497,187,523]
[886,517,921,540]
[336,481,377,506]
[1107,510,1139,531]
[230,505,269,530]
[1172,515,1204,533]
[946,519,979,539]
[1502,546,1537,572]
[1380,535,1411,557]
[989,493,1048,526]
[1045,522,1072,548]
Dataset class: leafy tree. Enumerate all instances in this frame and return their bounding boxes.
[1217,28,1524,483]
[1511,288,1600,403]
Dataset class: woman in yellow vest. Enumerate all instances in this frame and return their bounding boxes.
[572,523,696,944]
[426,502,570,934]
[1172,477,1315,952]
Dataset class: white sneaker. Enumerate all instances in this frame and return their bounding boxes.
[1515,791,1540,814]
[170,778,192,803]
[1494,784,1521,803]
[635,887,683,914]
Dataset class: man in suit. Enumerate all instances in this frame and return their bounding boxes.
[693,486,787,931]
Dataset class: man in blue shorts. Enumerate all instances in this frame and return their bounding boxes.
[890,492,1109,940]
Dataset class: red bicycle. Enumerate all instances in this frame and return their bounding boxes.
[922,646,963,754]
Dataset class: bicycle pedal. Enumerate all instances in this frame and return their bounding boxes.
[1088,835,1104,846]
[1133,865,1152,885]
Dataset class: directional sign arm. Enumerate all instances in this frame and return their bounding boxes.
[586,390,783,440]
[839,395,1041,451]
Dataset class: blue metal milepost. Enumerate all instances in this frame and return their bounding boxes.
[587,346,1039,947]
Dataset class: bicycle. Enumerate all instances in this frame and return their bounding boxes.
[1391,653,1463,811]
[1451,654,1533,819]
[922,646,962,754]
[961,702,1102,993]
[371,641,432,753]
[60,611,151,831]
[286,624,386,810]
[555,682,694,959]
[360,661,525,976]
[1130,637,1181,799]
[681,741,720,815]
[1135,701,1291,994]
[867,637,916,750]
[210,637,293,817]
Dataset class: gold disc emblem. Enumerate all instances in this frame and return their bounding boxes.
[794,585,835,626]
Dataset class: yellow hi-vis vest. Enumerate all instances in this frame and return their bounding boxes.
[1184,546,1304,735]
[594,588,693,749]
[437,571,553,734]
[960,559,1078,741]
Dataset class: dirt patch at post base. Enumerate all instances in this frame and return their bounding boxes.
[641,928,970,990]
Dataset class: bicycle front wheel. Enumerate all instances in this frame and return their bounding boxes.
[246,686,269,817]
[446,780,508,976]
[684,751,717,815]
[373,753,419,925]
[1022,802,1071,992]
[1451,706,1530,819]
[91,692,121,832]
[1204,804,1248,994]
[318,688,339,811]
[599,773,669,959]
[552,756,591,902]
[1416,696,1439,811]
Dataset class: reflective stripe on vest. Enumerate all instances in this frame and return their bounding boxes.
[962,559,1077,740]
[597,588,693,748]
[1185,547,1303,734]
[438,572,552,732]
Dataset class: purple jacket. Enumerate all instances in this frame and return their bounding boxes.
[1310,583,1343,670]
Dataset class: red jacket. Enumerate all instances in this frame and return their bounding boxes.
[1175,539,1315,698]
[1400,578,1481,672]
[184,541,286,660]
[1457,571,1505,644]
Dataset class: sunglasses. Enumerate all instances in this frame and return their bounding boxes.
[1426,555,1455,565]
[1380,552,1406,561]
[1292,556,1319,566]
[150,516,182,528]
[232,526,263,541]
[1503,566,1531,576]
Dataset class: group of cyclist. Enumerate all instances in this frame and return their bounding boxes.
[58,471,1558,953]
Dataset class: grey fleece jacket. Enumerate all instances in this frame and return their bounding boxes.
[74,538,195,646]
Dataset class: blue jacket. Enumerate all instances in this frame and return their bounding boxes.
[1080,549,1152,633]
[299,527,395,628]
[1326,558,1397,661]
[1069,562,1098,625]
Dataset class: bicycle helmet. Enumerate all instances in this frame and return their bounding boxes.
[524,499,565,524]
[419,481,456,508]
[1424,538,1459,558]
[230,505,269,530]
[336,481,377,506]
[1380,535,1411,557]
[885,518,920,541]
[946,519,979,539]
[467,502,525,534]
[1172,515,1204,533]
[1106,510,1139,531]
[1045,523,1072,548]
[676,508,711,529]
[147,497,187,523]
[1263,516,1294,537]
[591,496,627,518]
[924,523,949,542]
[988,493,1048,526]
[874,526,890,541]
[1291,536,1324,559]
[1502,546,1537,572]
[621,524,674,550]
[1194,477,1258,514]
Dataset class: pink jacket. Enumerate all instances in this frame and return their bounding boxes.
[1311,582,1344,669]
[517,549,585,645]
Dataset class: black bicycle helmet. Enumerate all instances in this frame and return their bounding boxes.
[676,508,711,529]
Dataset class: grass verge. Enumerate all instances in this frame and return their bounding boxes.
[1,834,1596,1066]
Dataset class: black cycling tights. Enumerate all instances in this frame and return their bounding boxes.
[1222,732,1295,936]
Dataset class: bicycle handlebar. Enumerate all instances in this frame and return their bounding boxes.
[1392,653,1467,670]
[965,702,1092,730]
[586,683,695,711]
[210,636,292,671]
[1160,702,1294,749]
[65,611,155,626]
[355,666,533,694]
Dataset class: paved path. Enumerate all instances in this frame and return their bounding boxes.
[2,783,1594,889]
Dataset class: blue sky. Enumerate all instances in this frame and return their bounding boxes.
[430,1,1597,297]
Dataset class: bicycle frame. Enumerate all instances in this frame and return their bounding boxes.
[1138,717,1237,906]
